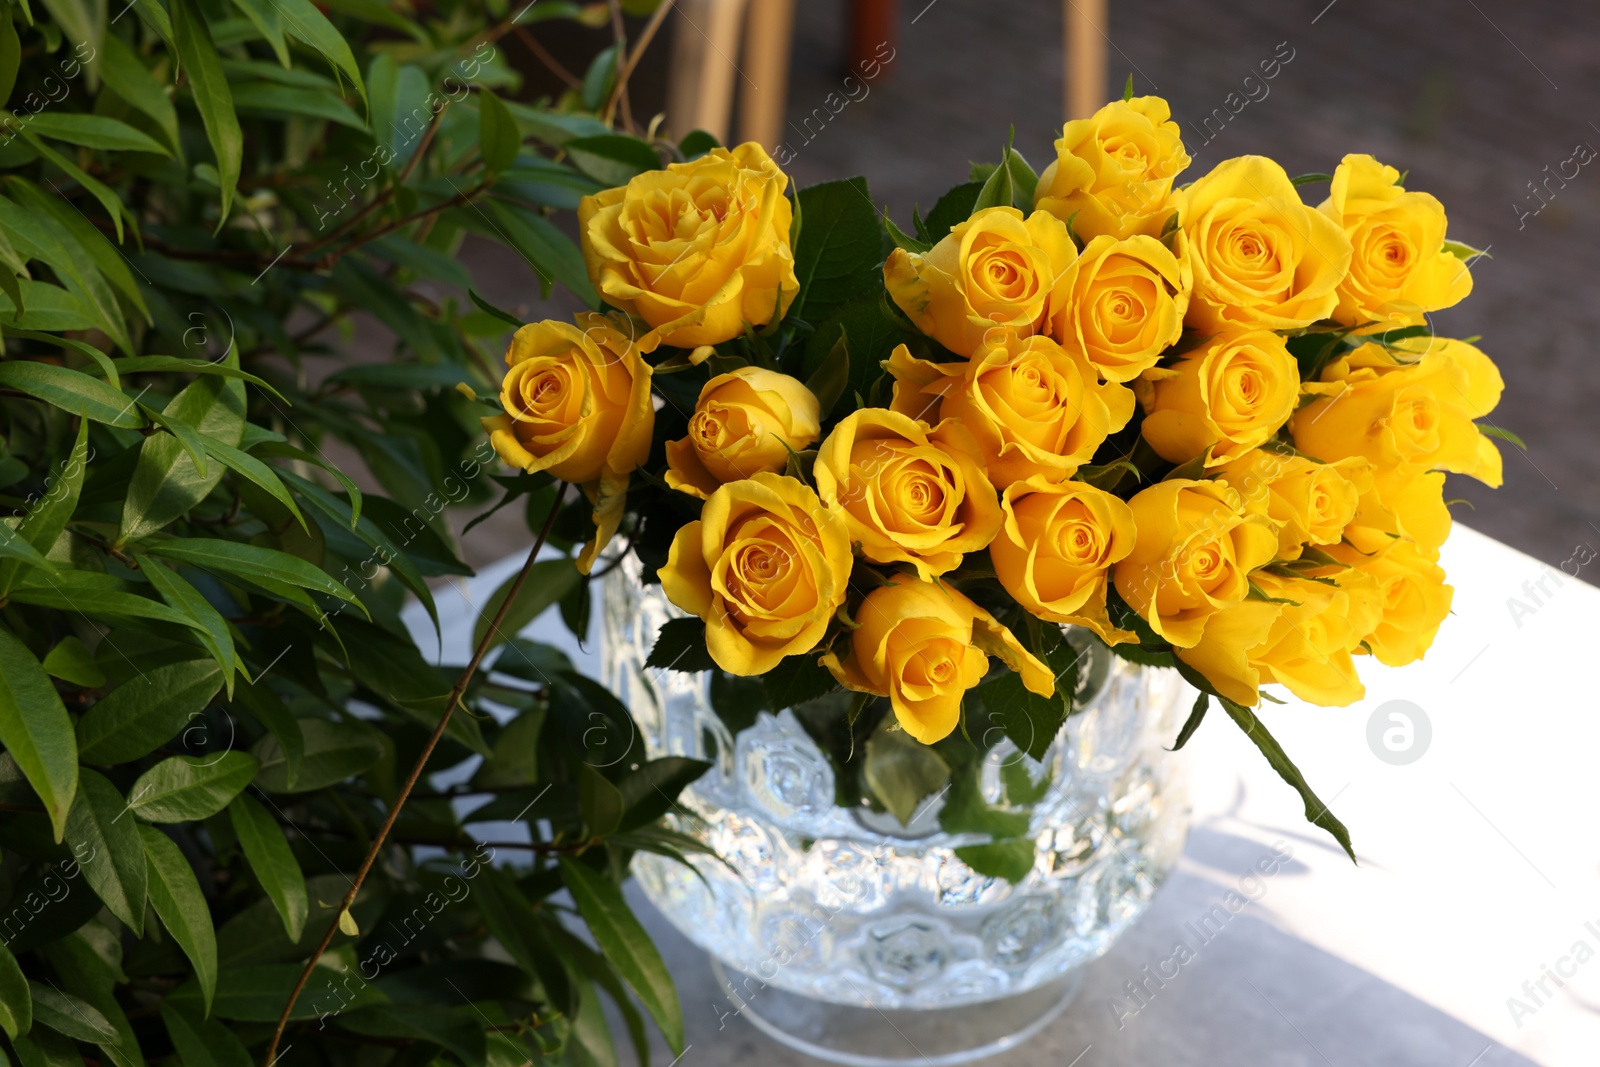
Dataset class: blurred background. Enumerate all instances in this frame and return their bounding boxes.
[457,0,1597,571]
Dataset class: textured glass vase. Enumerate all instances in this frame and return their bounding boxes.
[601,561,1193,1065]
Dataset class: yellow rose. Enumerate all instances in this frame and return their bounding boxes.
[1176,155,1352,332]
[1137,329,1300,467]
[883,206,1077,356]
[821,573,1053,744]
[990,476,1137,644]
[658,473,851,675]
[1291,338,1504,486]
[1352,539,1453,667]
[1112,479,1278,648]
[1214,449,1370,559]
[813,409,1002,579]
[1051,233,1190,383]
[1172,598,1281,707]
[885,336,1135,487]
[665,367,820,499]
[1319,154,1474,329]
[578,142,798,347]
[483,313,654,572]
[1033,96,1191,240]
[1247,570,1381,706]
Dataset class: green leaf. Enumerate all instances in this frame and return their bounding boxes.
[339,1004,488,1067]
[159,1002,252,1067]
[473,556,582,650]
[229,0,289,65]
[0,416,85,596]
[195,434,307,530]
[11,1029,85,1067]
[228,82,365,128]
[0,361,144,428]
[138,558,239,691]
[1442,238,1489,262]
[563,135,659,186]
[1289,172,1334,186]
[578,763,624,836]
[644,616,715,672]
[1171,690,1209,750]
[762,652,839,710]
[228,792,307,941]
[27,983,116,1044]
[863,725,950,826]
[41,635,100,687]
[0,521,56,576]
[0,626,78,841]
[581,42,619,111]
[1002,147,1038,207]
[478,89,521,173]
[954,840,1035,883]
[1478,423,1525,449]
[146,538,365,614]
[7,570,198,629]
[804,324,850,416]
[1218,696,1356,863]
[918,181,983,243]
[1123,73,1134,101]
[118,368,246,546]
[560,857,683,1052]
[679,128,719,158]
[481,199,599,306]
[99,33,181,152]
[971,147,1014,212]
[474,867,574,1015]
[64,769,148,935]
[790,178,883,327]
[171,963,384,1021]
[0,6,18,112]
[0,937,30,1041]
[883,208,932,253]
[617,756,711,832]
[274,0,365,104]
[171,0,243,224]
[139,825,218,1015]
[128,752,259,823]
[252,718,383,793]
[24,113,170,156]
[75,658,224,765]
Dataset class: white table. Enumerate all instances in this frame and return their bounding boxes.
[410,524,1599,1066]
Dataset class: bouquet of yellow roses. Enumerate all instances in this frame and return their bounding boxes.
[481,91,1503,858]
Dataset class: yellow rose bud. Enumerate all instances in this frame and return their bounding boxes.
[991,476,1137,644]
[1351,540,1453,667]
[1137,329,1300,467]
[1214,449,1370,559]
[578,143,799,347]
[1175,155,1352,332]
[1247,570,1381,707]
[664,367,820,499]
[1291,338,1504,487]
[1112,479,1278,648]
[821,573,1053,744]
[813,409,1002,579]
[1033,96,1191,241]
[1319,154,1473,329]
[659,473,851,676]
[884,206,1077,356]
[885,336,1135,487]
[1051,233,1190,383]
[482,313,655,573]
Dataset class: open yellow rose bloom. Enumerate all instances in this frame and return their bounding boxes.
[484,96,1504,772]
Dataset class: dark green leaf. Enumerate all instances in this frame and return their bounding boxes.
[478,89,521,173]
[481,199,599,306]
[229,82,365,128]
[804,325,850,416]
[644,616,715,672]
[617,756,711,832]
[27,983,116,1044]
[1219,696,1356,863]
[338,1004,488,1067]
[41,636,100,687]
[863,726,950,826]
[762,652,840,710]
[564,135,660,186]
[678,129,719,158]
[147,538,364,614]
[791,178,884,327]
[129,752,259,823]
[0,361,144,428]
[474,866,574,1015]
[580,43,619,112]
[1002,147,1038,207]
[171,0,243,223]
[118,368,247,546]
[954,840,1035,883]
[475,557,583,650]
[25,113,171,156]
[1290,172,1334,186]
[228,792,308,941]
[76,658,224,765]
[64,769,148,934]
[252,718,383,793]
[0,6,17,112]
[971,148,1014,212]
[159,1002,253,1067]
[138,558,240,690]
[560,857,683,1053]
[100,33,181,152]
[919,181,983,243]
[139,825,218,1015]
[0,626,78,840]
[0,937,30,1041]
[578,763,624,836]
[1171,690,1209,751]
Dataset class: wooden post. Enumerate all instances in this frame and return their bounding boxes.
[1066,0,1107,121]
[849,0,898,81]
[666,0,752,142]
[740,0,796,149]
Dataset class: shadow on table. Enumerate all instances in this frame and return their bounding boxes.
[619,823,1540,1067]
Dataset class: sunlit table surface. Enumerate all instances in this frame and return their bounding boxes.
[409,524,1599,1067]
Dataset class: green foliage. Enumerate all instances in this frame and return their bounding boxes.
[0,1,707,1064]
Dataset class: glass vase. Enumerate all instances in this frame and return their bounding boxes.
[600,559,1193,1065]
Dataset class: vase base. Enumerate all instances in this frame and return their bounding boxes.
[711,960,1082,1066]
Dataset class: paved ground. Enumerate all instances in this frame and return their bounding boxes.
[459,0,1600,573]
